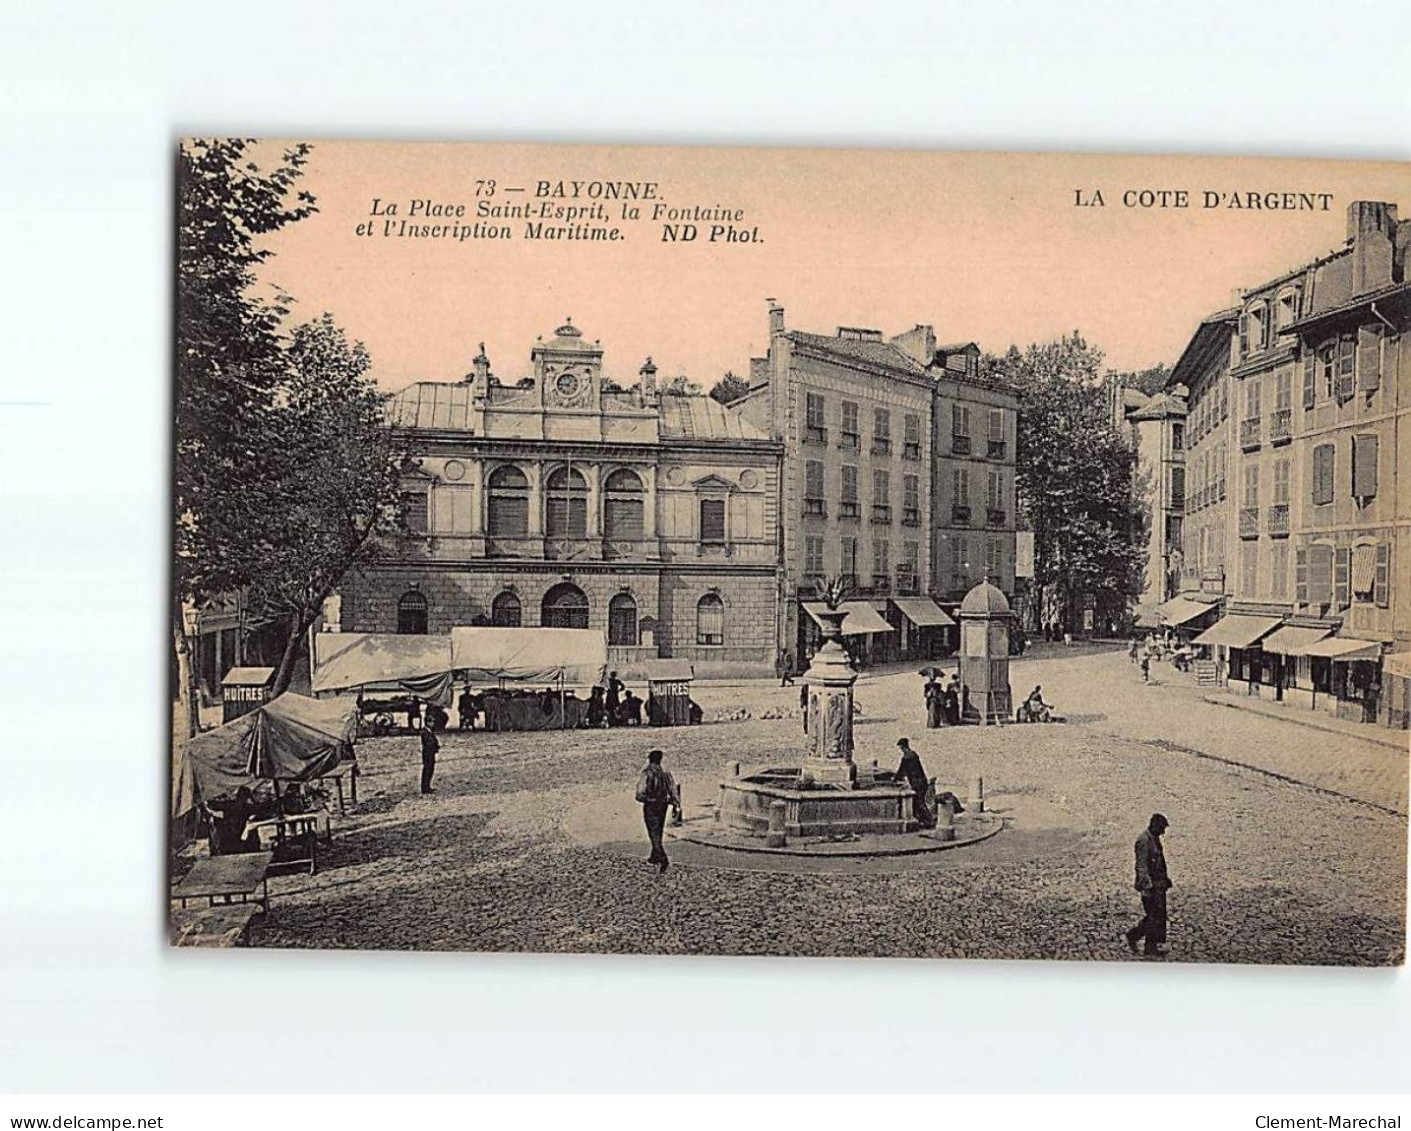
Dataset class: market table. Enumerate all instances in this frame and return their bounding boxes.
[170,851,273,912]
[318,759,358,813]
[244,813,321,874]
[169,903,260,948]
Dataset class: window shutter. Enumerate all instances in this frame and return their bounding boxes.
[1309,545,1333,605]
[1374,543,1390,608]
[1294,547,1308,606]
[1302,349,1316,409]
[1336,335,1356,402]
[1238,313,1249,357]
[1352,435,1378,499]
[1334,546,1351,610]
[1311,444,1334,506]
[1357,325,1382,392]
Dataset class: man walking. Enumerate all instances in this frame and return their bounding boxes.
[1124,813,1172,957]
[635,749,682,873]
[780,651,795,687]
[419,722,440,794]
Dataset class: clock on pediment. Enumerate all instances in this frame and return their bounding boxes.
[546,366,593,407]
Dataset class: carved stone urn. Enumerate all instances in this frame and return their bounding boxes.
[799,603,861,786]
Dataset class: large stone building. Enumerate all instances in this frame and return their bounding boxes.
[1111,378,1190,610]
[335,321,784,678]
[734,303,1018,665]
[1166,200,1411,728]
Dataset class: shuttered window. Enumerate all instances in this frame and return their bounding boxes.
[1335,334,1356,402]
[699,498,726,543]
[1295,547,1308,606]
[1302,349,1316,409]
[1308,544,1334,605]
[1375,543,1391,608]
[1357,325,1383,392]
[1311,443,1335,506]
[1352,434,1378,500]
[1351,543,1376,599]
[1333,546,1351,611]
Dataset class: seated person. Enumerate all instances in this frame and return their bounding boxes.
[1021,684,1052,723]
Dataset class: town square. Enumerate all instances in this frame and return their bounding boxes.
[169,140,1410,966]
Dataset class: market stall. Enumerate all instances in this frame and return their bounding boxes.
[644,659,696,726]
[311,632,455,733]
[450,626,607,731]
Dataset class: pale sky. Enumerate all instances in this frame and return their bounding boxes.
[253,141,1410,391]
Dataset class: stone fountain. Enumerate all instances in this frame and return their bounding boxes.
[715,594,918,840]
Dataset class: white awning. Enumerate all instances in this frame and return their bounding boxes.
[449,626,608,686]
[1192,615,1282,649]
[1155,596,1217,627]
[1301,635,1382,662]
[1259,625,1331,656]
[803,601,895,636]
[890,597,956,628]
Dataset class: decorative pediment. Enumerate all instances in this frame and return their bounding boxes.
[691,473,737,492]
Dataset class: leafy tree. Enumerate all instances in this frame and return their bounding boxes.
[992,332,1149,633]
[1116,362,1171,398]
[174,139,315,731]
[658,374,701,396]
[250,315,406,695]
[709,371,751,405]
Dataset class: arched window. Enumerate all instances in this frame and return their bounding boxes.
[545,466,588,537]
[696,593,724,646]
[542,582,589,629]
[491,591,522,627]
[603,468,645,541]
[397,590,428,635]
[487,465,530,536]
[608,593,638,645]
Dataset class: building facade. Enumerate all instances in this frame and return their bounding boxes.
[1111,381,1190,608]
[735,303,1018,665]
[335,321,785,678]
[1179,200,1410,728]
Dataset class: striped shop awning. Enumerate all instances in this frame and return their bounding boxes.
[803,601,895,636]
[1191,615,1283,650]
[1300,635,1382,662]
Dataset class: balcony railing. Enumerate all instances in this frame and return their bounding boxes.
[951,504,972,525]
[1239,417,1261,451]
[803,498,827,517]
[895,569,919,595]
[986,507,1006,527]
[871,574,891,593]
[838,431,860,450]
[870,504,892,524]
[871,438,892,455]
[902,507,921,527]
[1239,506,1260,539]
[952,434,972,456]
[988,439,1007,460]
[1269,408,1292,444]
[1268,502,1290,537]
[838,500,860,520]
[902,441,922,460]
[804,424,828,445]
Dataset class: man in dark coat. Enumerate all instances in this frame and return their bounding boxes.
[942,676,960,726]
[606,671,625,726]
[1124,813,1172,957]
[419,724,440,794]
[635,749,682,873]
[895,738,935,829]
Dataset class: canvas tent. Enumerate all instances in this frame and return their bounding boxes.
[450,626,608,687]
[172,693,357,818]
[311,632,454,705]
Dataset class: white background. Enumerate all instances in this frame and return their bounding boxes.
[1,0,1408,1095]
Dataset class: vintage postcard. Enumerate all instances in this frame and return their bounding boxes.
[170,140,1409,964]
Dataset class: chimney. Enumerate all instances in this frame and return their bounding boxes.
[767,297,785,337]
[639,356,658,401]
[1347,201,1398,295]
[468,342,490,386]
[890,323,937,367]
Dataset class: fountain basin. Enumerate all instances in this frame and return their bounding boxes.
[717,767,918,839]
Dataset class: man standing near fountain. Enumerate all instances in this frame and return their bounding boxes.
[635,749,682,874]
[895,739,936,829]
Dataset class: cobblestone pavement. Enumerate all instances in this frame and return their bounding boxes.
[248,648,1407,966]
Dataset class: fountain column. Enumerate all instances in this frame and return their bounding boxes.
[799,607,859,786]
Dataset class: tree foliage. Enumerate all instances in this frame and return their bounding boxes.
[251,315,406,694]
[708,371,751,405]
[175,139,316,602]
[658,374,702,396]
[989,332,1149,628]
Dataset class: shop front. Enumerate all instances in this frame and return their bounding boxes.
[1300,634,1385,724]
[1191,614,1282,694]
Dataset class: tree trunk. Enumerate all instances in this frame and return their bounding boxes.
[270,612,310,697]
[172,601,201,737]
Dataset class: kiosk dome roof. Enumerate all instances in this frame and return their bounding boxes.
[959,580,1010,616]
